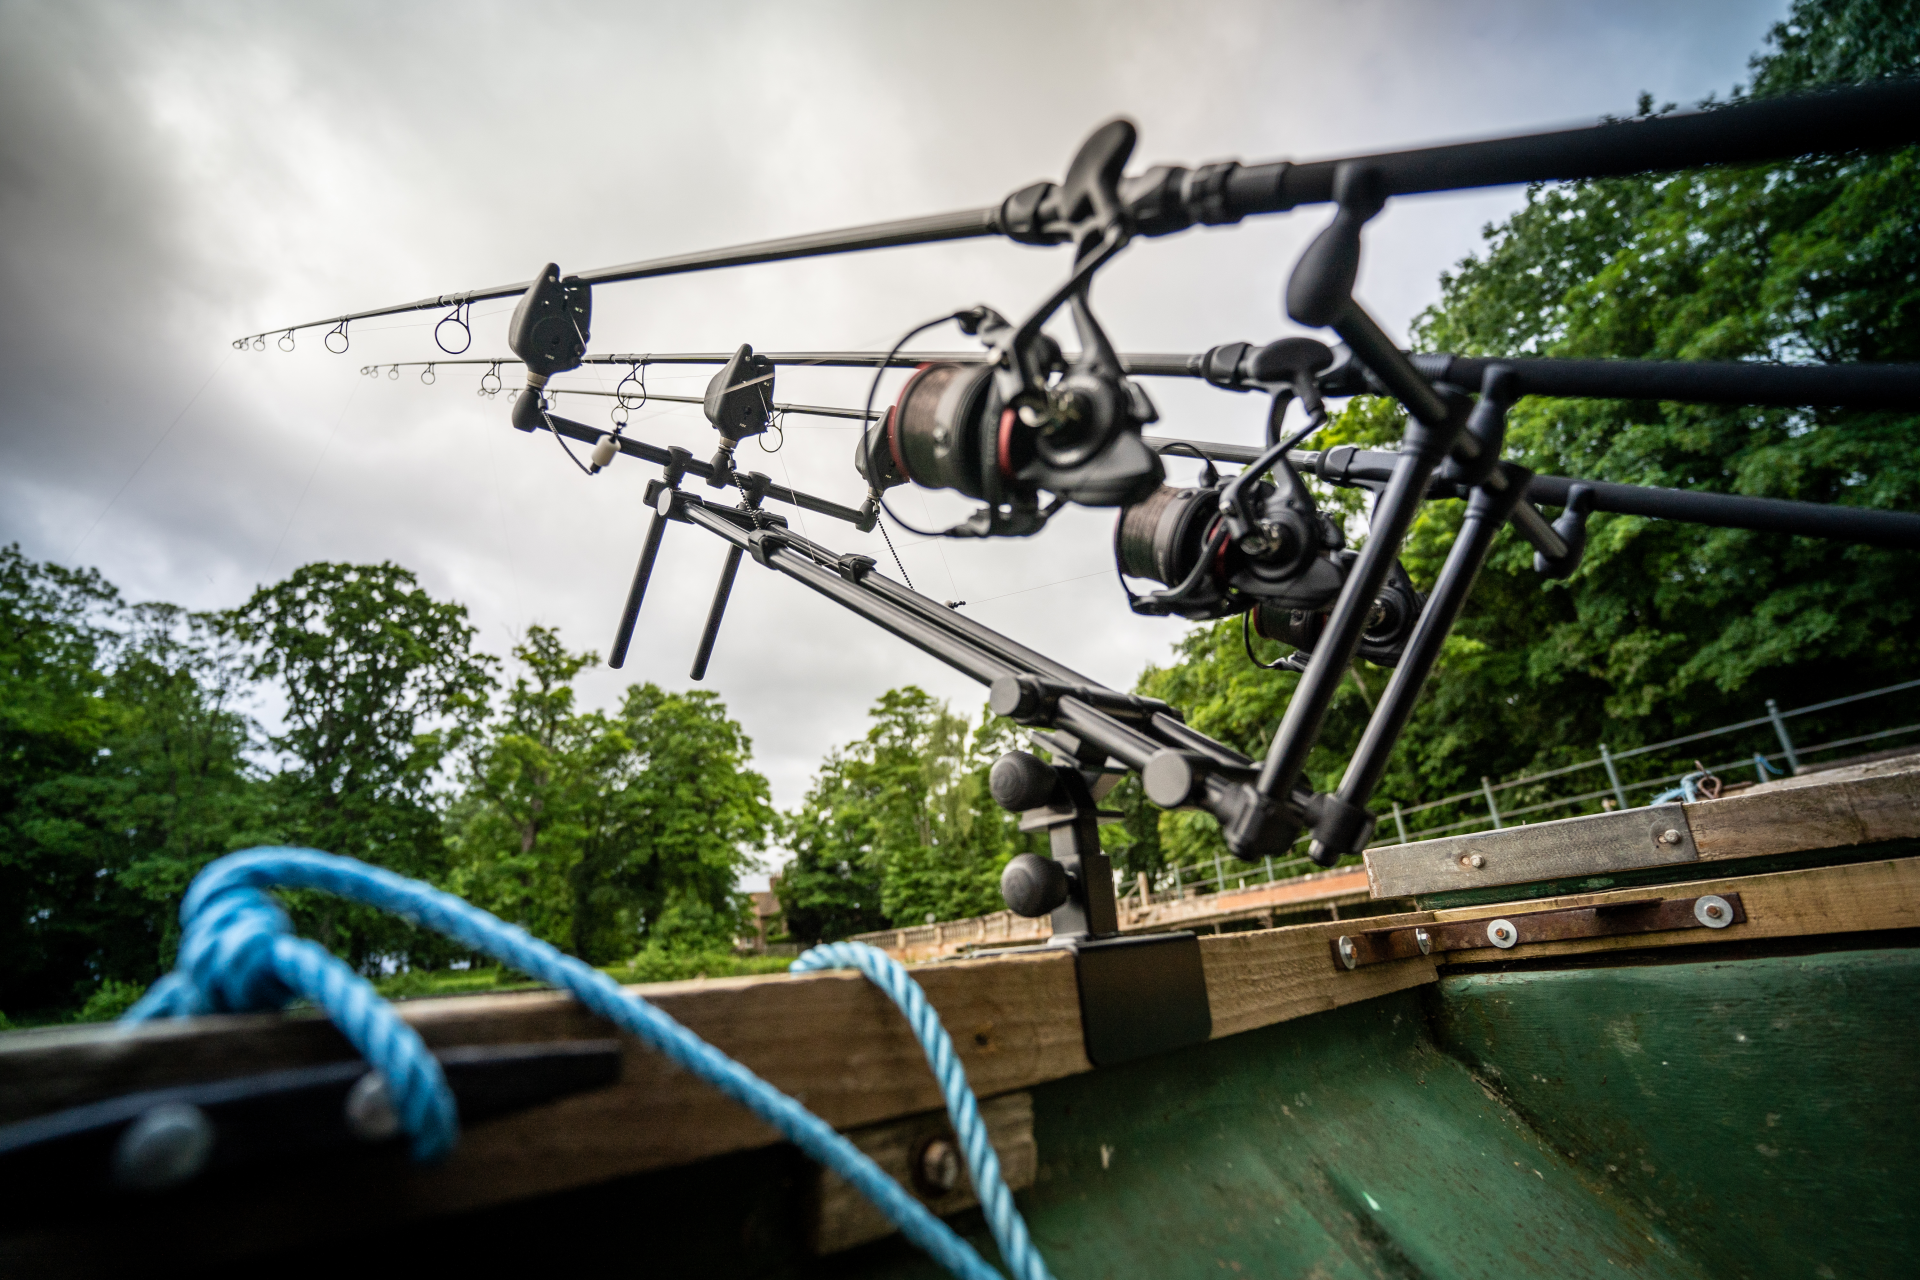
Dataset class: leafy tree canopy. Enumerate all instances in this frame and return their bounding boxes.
[1137,0,1920,874]
[780,689,1036,942]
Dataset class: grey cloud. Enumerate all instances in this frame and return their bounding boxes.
[1,0,1789,856]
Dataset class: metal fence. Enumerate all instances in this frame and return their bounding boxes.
[1140,675,1920,899]
[1374,676,1920,847]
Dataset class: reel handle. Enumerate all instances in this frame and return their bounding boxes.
[608,447,692,670]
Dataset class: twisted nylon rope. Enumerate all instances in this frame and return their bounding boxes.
[793,943,1055,1280]
[123,848,1033,1280]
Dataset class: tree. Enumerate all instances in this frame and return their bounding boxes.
[448,626,620,949]
[450,628,773,964]
[0,548,264,1015]
[780,689,1034,940]
[1133,0,1920,873]
[223,562,496,970]
[572,682,773,962]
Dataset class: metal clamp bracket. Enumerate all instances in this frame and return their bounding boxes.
[1332,891,1746,971]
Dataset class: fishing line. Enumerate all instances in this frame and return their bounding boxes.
[71,350,232,559]
[962,570,1111,606]
[263,377,360,579]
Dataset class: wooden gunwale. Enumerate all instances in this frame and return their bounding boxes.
[2,761,1916,1263]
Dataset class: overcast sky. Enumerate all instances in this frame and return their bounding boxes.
[0,0,1789,881]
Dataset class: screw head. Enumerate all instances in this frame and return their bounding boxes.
[1694,894,1734,930]
[915,1138,963,1196]
[1658,828,1683,846]
[1337,935,1358,970]
[1459,853,1486,869]
[344,1071,401,1143]
[113,1103,215,1191]
[1486,918,1518,949]
[1414,927,1432,956]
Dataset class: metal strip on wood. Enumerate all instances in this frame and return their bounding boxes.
[1364,804,1697,899]
[1331,892,1745,971]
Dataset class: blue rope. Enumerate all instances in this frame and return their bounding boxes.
[123,848,1038,1280]
[1649,769,1711,804]
[794,942,1055,1280]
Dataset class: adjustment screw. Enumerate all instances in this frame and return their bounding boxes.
[344,1071,401,1143]
[988,749,1059,812]
[915,1137,963,1196]
[1658,828,1683,846]
[1459,853,1486,869]
[1001,853,1070,918]
[112,1103,215,1191]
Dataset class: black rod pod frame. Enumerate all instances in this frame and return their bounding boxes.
[623,475,1225,1067]
[985,743,1211,1068]
[1212,164,1474,864]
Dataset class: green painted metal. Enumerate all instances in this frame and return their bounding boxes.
[844,945,1919,1279]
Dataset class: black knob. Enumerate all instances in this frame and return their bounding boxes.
[1001,854,1070,918]
[990,751,1059,813]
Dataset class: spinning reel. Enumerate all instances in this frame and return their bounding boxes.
[1113,335,1424,667]
[854,121,1166,538]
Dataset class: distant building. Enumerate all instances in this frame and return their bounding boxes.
[743,876,787,952]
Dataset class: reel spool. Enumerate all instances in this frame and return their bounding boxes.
[854,356,1165,529]
[1252,558,1424,667]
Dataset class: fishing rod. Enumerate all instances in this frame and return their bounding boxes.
[251,95,1920,958]
[232,79,1920,352]
[359,348,1920,408]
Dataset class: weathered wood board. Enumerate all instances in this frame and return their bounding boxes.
[1364,754,1920,898]
[809,1092,1035,1255]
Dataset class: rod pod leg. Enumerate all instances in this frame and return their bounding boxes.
[1312,465,1528,863]
[609,446,693,670]
[689,547,742,681]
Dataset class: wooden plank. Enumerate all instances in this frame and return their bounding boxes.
[4,849,1914,1266]
[1364,804,1696,899]
[1200,912,1437,1039]
[809,1092,1035,1254]
[1363,759,1920,900]
[1426,855,1920,967]
[0,952,1087,1262]
[1687,761,1920,860]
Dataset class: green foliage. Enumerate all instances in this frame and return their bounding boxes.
[1134,0,1920,869]
[450,628,773,965]
[780,689,1036,941]
[0,548,774,1022]
[222,562,497,972]
[0,546,268,1015]
[70,979,148,1023]
[604,945,793,985]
